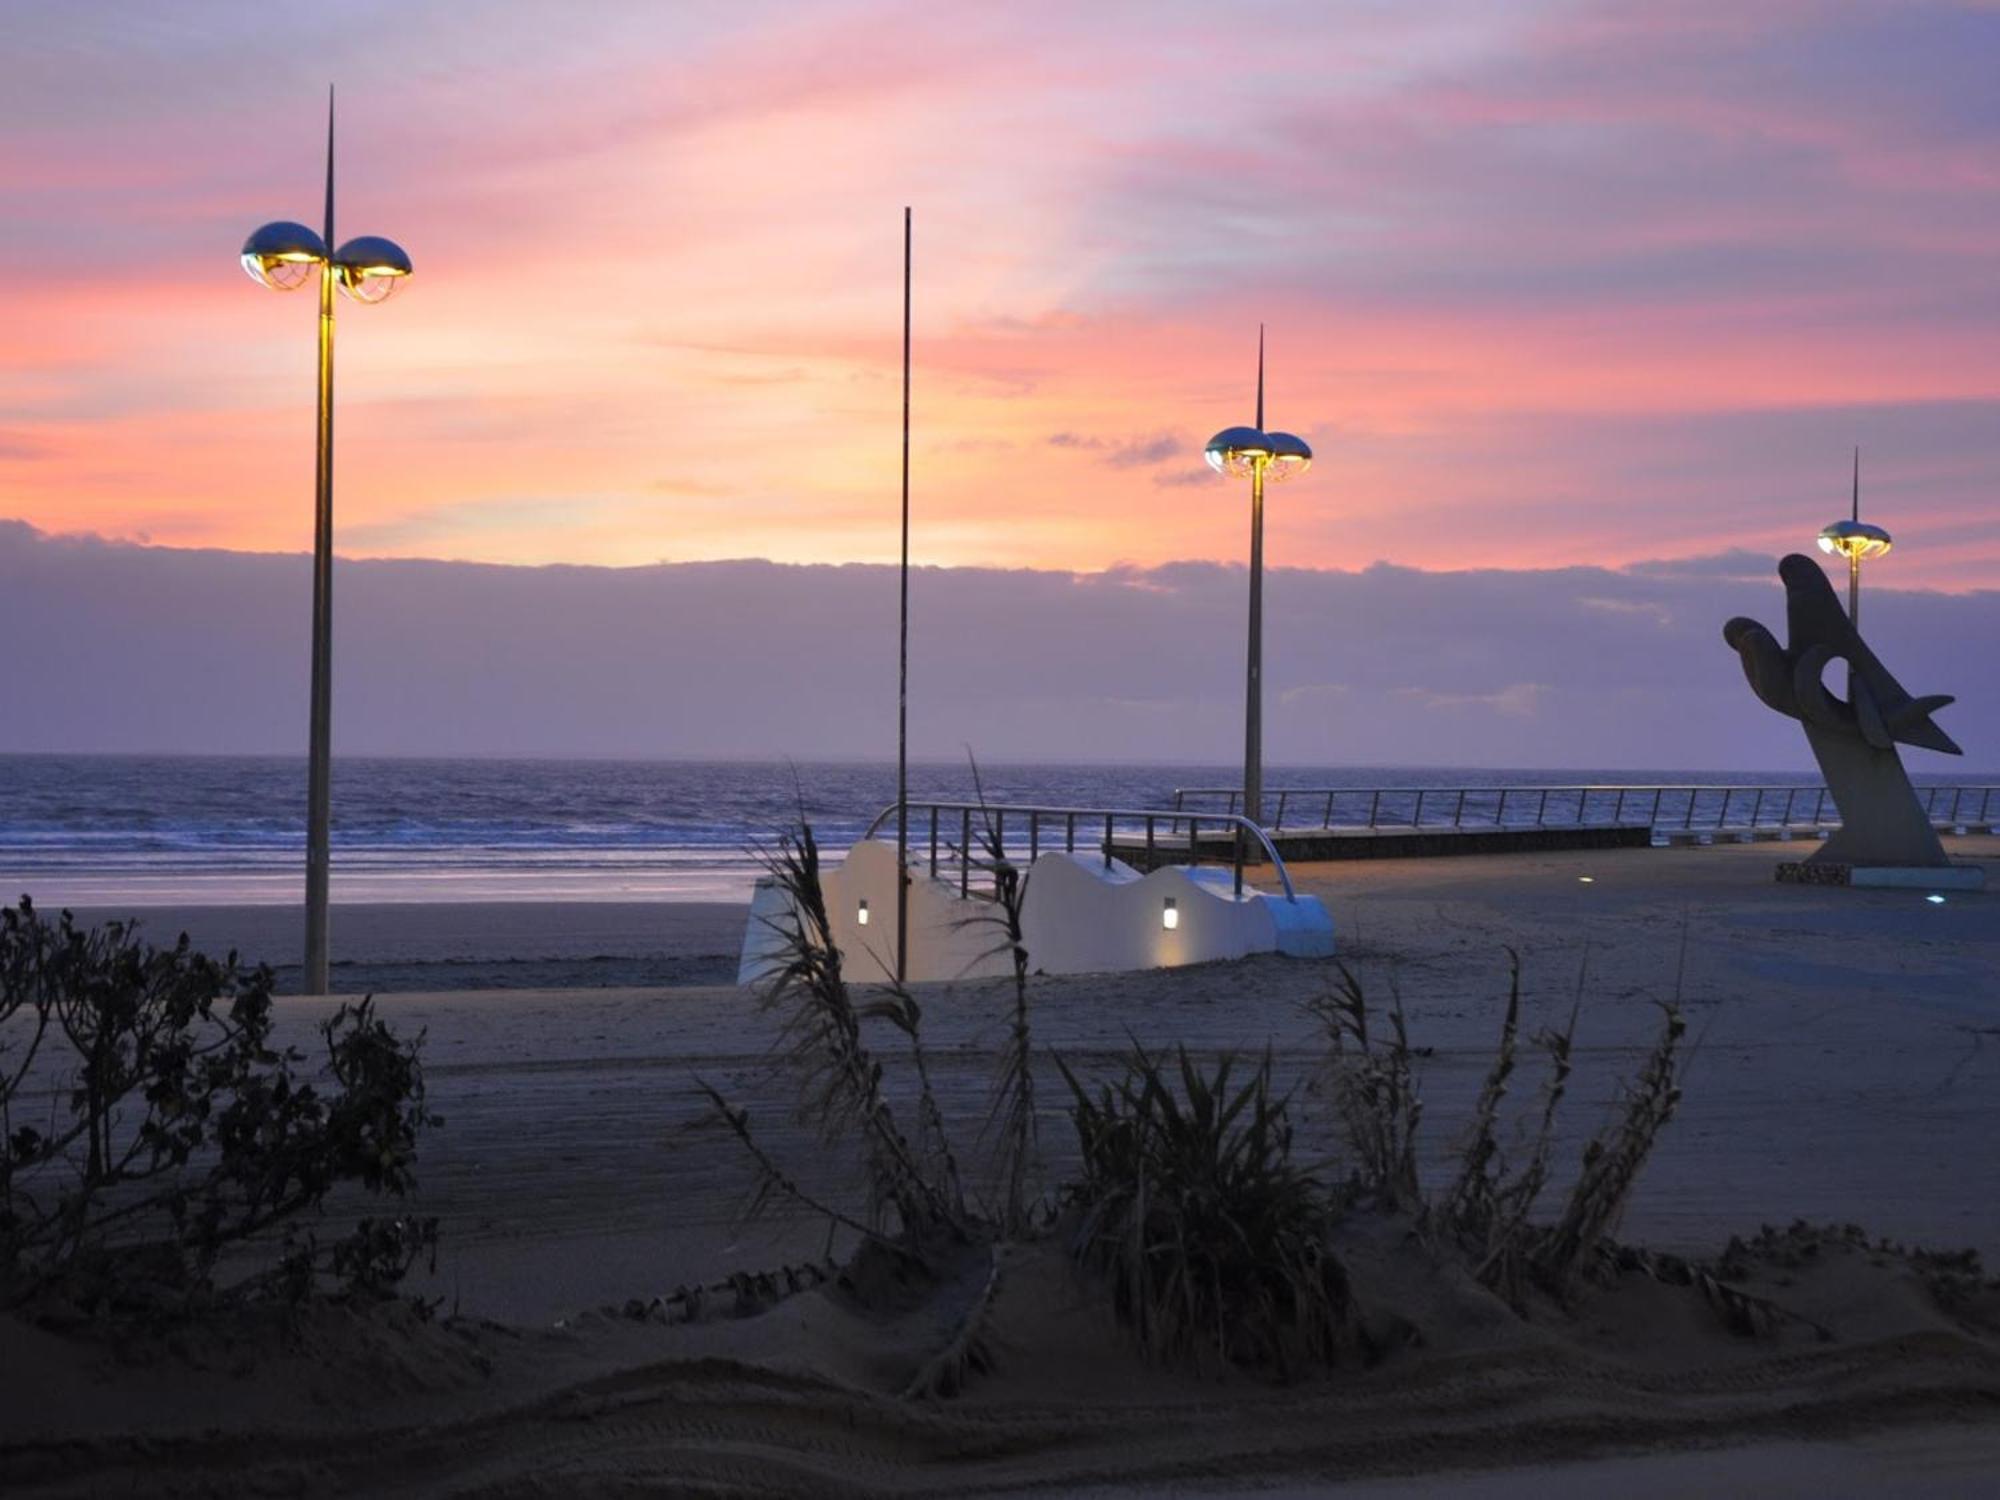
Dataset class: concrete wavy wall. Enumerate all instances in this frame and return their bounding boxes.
[738,838,1334,984]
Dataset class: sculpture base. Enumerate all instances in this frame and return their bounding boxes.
[1776,861,1986,891]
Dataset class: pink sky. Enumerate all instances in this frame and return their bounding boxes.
[4,1,1997,586]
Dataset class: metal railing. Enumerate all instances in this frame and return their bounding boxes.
[860,801,1298,900]
[1169,784,2000,835]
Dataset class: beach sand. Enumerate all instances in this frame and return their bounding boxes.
[6,837,1997,1494]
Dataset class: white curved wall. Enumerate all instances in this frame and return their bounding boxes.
[738,838,1335,985]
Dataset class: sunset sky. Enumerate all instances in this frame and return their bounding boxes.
[5,1,1998,587]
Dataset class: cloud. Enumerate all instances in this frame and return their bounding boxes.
[4,526,1993,770]
[1624,549,1775,581]
[2,5,1998,591]
[1106,432,1182,468]
[1577,595,1673,625]
[1395,683,1552,719]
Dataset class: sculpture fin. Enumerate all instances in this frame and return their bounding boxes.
[1894,693,1956,721]
[1851,675,1894,750]
[1887,694,1964,755]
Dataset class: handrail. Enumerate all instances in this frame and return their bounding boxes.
[861,801,1298,901]
[1169,783,2000,834]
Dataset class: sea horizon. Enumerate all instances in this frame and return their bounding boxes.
[5,751,1994,908]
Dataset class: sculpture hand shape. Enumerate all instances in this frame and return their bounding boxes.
[1723,554,1960,756]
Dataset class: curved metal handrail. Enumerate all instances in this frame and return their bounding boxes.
[861,801,1297,901]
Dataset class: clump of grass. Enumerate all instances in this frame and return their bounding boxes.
[1058,1042,1352,1377]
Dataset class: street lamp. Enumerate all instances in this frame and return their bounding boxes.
[1816,448,1890,629]
[241,88,412,995]
[1205,325,1310,829]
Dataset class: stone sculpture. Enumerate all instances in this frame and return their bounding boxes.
[1724,554,1960,869]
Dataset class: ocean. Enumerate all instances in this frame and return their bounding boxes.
[1,752,1952,908]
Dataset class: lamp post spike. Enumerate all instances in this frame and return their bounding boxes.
[1852,445,1860,524]
[323,85,335,249]
[1255,323,1265,432]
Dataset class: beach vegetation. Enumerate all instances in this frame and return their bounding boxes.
[0,897,439,1320]
[957,761,1039,1238]
[1312,953,1691,1311]
[700,822,968,1251]
[708,818,1750,1396]
[1057,1041,1352,1375]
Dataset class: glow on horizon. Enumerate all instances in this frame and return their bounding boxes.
[2,2,1997,588]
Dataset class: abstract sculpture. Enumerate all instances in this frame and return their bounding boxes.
[1724,554,1961,869]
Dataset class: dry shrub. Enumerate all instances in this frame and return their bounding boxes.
[1320,954,1687,1309]
[0,898,438,1318]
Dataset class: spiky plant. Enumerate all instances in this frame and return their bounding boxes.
[1307,965,1422,1209]
[1058,1042,1351,1376]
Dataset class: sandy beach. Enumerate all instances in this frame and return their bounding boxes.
[8,836,1998,1494]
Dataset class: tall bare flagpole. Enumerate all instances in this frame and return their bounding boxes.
[896,207,912,984]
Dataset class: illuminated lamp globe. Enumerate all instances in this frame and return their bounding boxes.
[1264,430,1312,481]
[1205,425,1271,478]
[241,221,328,291]
[334,235,413,304]
[1816,518,1891,562]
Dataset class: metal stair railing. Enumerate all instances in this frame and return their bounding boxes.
[860,801,1298,901]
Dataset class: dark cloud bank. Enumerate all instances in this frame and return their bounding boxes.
[4,521,1993,772]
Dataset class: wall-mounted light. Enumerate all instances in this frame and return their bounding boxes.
[1162,896,1179,931]
[857,898,870,926]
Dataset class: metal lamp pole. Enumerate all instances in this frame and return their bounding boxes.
[1816,447,1891,631]
[241,88,412,993]
[1206,327,1310,833]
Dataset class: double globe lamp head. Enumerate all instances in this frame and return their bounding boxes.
[241,221,412,303]
[1204,425,1312,482]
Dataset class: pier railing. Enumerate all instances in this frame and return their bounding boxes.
[1169,784,2000,835]
[860,802,1297,900]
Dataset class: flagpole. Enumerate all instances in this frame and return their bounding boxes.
[896,207,912,985]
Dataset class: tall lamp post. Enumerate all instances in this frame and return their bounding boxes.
[1816,447,1890,630]
[1205,326,1310,830]
[240,88,412,995]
